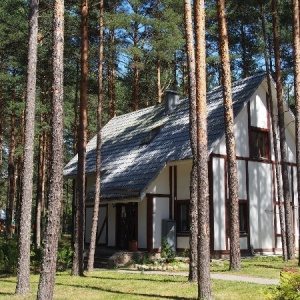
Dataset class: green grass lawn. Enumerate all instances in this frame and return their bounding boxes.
[0,256,298,300]
[210,255,299,279]
[0,270,273,300]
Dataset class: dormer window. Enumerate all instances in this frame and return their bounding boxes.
[249,127,270,160]
[140,125,163,146]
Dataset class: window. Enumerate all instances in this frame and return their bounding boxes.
[175,201,190,233]
[250,127,270,159]
[140,125,163,146]
[239,202,248,235]
[227,200,249,235]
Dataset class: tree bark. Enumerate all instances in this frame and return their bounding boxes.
[37,0,64,297]
[16,0,39,295]
[87,0,103,272]
[217,0,241,271]
[272,0,295,260]
[194,0,212,299]
[184,0,198,283]
[35,123,47,248]
[6,99,16,238]
[261,4,287,261]
[292,0,300,265]
[72,0,88,276]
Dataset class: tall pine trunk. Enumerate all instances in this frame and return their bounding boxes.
[87,0,104,272]
[6,101,16,238]
[272,0,295,260]
[217,0,241,271]
[261,5,287,261]
[16,0,39,295]
[72,0,88,276]
[37,0,64,297]
[292,0,300,265]
[184,0,198,283]
[194,0,212,299]
[35,124,47,248]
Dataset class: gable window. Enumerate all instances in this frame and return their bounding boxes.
[175,201,189,233]
[250,127,270,160]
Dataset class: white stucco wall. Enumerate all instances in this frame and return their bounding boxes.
[250,87,268,128]
[146,166,170,195]
[138,198,147,248]
[248,161,274,250]
[213,157,226,251]
[85,205,107,244]
[176,161,192,200]
[153,197,170,249]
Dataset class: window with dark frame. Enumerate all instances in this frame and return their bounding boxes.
[175,201,190,233]
[239,201,248,235]
[250,127,270,160]
[227,200,249,235]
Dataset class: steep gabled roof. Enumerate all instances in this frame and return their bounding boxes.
[64,73,266,200]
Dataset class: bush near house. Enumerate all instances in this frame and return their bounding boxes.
[264,269,300,300]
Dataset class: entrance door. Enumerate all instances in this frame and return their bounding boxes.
[116,203,138,249]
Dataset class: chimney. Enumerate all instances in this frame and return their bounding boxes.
[164,90,179,114]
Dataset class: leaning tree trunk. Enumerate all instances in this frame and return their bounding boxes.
[15,0,39,295]
[194,0,212,299]
[292,0,300,265]
[217,0,241,271]
[272,0,295,260]
[184,0,198,283]
[37,0,64,297]
[87,0,104,272]
[72,0,88,277]
[261,5,287,261]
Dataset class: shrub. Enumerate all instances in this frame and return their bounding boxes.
[0,237,18,274]
[161,237,176,263]
[57,246,73,271]
[264,270,300,300]
[31,245,43,273]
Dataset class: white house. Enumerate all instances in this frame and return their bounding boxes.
[64,73,298,257]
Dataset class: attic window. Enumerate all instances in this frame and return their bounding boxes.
[140,125,163,146]
[249,127,270,160]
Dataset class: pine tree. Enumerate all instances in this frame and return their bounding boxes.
[87,0,104,272]
[184,0,198,283]
[37,0,64,297]
[16,0,39,295]
[217,0,241,271]
[272,0,295,260]
[194,0,212,298]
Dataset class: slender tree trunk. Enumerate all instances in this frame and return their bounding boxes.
[194,0,212,299]
[87,0,104,272]
[15,101,26,236]
[6,101,16,238]
[37,0,64,297]
[272,0,295,260]
[157,56,162,103]
[217,0,241,271]
[72,0,88,276]
[35,122,47,248]
[133,5,139,111]
[0,81,3,209]
[292,0,300,266]
[184,0,198,283]
[261,5,287,261]
[16,0,39,295]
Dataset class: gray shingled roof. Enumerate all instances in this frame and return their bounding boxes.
[64,73,266,200]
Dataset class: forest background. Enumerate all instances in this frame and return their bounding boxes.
[0,0,296,239]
